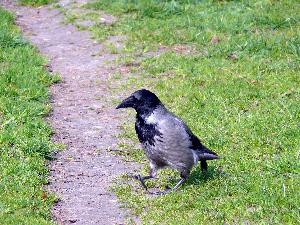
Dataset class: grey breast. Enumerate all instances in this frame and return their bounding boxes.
[145,107,195,171]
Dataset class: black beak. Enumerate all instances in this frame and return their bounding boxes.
[116,95,135,109]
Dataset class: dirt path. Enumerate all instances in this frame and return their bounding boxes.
[1,0,136,224]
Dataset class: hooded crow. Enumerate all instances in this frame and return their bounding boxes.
[116,89,219,194]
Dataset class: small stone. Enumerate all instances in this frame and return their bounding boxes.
[211,35,220,44]
[228,52,238,60]
[69,219,77,223]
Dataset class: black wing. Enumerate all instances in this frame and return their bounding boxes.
[182,119,219,160]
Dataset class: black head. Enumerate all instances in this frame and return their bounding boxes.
[116,89,161,114]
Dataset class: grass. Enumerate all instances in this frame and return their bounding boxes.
[19,0,55,6]
[85,0,300,224]
[0,6,59,224]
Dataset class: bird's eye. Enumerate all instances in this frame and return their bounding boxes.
[134,94,141,100]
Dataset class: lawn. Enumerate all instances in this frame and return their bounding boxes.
[19,0,54,6]
[0,6,58,224]
[85,0,300,224]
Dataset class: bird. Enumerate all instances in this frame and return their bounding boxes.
[116,89,219,194]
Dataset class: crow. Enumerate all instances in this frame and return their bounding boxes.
[116,89,219,194]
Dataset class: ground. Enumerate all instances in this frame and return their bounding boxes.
[1,0,138,224]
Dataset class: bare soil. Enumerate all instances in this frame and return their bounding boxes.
[1,0,137,224]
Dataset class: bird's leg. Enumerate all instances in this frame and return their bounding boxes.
[133,174,153,190]
[200,160,208,172]
[134,163,157,190]
[151,170,189,195]
[172,178,186,190]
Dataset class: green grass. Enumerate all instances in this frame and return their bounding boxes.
[19,0,54,6]
[0,7,59,224]
[86,0,300,224]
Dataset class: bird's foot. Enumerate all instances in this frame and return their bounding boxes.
[148,185,171,196]
[132,174,148,190]
[150,178,185,195]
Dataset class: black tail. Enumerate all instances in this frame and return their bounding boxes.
[197,146,219,160]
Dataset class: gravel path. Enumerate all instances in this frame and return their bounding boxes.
[1,0,136,224]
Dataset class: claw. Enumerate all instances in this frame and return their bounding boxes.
[132,174,149,190]
[149,186,171,195]
[132,174,141,180]
[131,174,185,195]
